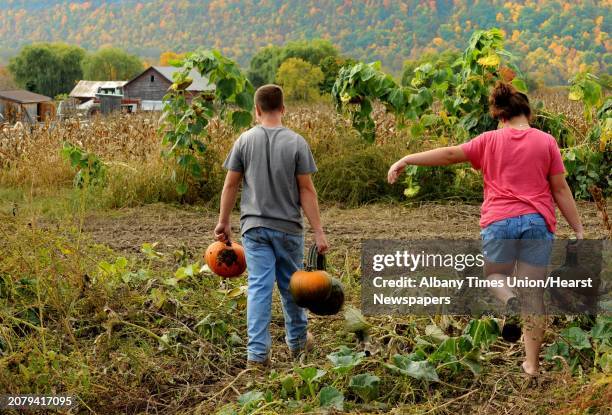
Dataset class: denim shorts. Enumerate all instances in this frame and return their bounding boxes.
[480,213,554,267]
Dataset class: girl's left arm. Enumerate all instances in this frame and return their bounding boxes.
[387,146,468,184]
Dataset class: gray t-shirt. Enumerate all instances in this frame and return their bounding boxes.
[223,125,317,235]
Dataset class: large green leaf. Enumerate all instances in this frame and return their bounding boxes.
[463,318,500,348]
[591,316,612,344]
[349,373,380,402]
[327,346,365,374]
[319,386,344,410]
[561,327,592,350]
[229,110,252,129]
[295,366,326,383]
[511,78,528,93]
[385,354,439,382]
[237,390,264,408]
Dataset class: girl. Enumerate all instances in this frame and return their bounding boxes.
[387,82,584,376]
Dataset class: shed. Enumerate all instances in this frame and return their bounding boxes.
[69,80,127,103]
[0,90,55,123]
[123,66,214,110]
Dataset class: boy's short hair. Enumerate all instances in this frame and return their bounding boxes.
[255,84,284,113]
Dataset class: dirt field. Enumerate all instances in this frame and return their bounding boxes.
[76,201,611,414]
[82,201,607,258]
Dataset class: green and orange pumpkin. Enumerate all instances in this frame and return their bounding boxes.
[289,246,345,315]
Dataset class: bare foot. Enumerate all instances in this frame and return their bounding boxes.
[522,361,539,376]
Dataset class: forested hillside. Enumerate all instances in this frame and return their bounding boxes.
[0,0,609,84]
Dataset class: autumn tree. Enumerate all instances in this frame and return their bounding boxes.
[8,43,85,97]
[248,39,338,88]
[275,58,324,102]
[0,65,16,89]
[159,51,186,66]
[247,45,282,88]
[82,47,143,81]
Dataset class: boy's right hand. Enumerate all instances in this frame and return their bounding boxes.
[214,221,231,242]
[314,229,329,254]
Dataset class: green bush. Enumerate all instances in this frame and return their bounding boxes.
[314,139,404,206]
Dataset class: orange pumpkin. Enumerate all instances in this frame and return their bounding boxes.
[290,245,333,308]
[204,241,246,278]
[290,269,332,308]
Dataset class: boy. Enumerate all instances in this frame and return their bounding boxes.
[214,84,328,368]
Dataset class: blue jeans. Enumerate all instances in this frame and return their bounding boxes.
[481,213,554,267]
[242,227,308,362]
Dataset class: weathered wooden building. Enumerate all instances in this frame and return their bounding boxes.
[69,81,127,104]
[0,90,55,123]
[123,66,214,110]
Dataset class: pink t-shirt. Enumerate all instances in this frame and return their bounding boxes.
[460,127,565,233]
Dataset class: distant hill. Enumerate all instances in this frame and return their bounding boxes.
[0,0,609,85]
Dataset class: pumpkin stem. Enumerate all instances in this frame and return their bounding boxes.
[306,245,326,271]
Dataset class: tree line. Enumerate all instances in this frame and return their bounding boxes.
[3,36,609,102]
[0,0,608,86]
[6,44,143,98]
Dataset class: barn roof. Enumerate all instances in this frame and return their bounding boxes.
[69,80,127,98]
[0,90,52,104]
[126,66,215,92]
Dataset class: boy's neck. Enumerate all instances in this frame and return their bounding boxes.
[258,113,283,128]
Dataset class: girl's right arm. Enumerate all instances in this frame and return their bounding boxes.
[387,146,468,184]
[549,173,584,239]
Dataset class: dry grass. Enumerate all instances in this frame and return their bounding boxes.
[532,88,591,138]
[0,105,413,208]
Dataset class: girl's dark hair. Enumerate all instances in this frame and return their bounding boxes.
[489,82,531,121]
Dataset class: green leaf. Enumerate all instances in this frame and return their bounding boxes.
[599,349,612,372]
[141,242,163,259]
[280,375,295,396]
[582,80,602,107]
[461,356,482,375]
[237,390,264,408]
[410,122,424,138]
[349,373,380,403]
[425,324,448,344]
[235,90,253,110]
[385,355,439,382]
[511,78,528,93]
[327,346,365,374]
[561,327,592,350]
[591,316,612,344]
[387,88,405,110]
[295,366,326,384]
[319,386,344,410]
[216,78,236,98]
[544,341,570,370]
[568,85,584,101]
[477,54,500,67]
[176,182,188,195]
[344,306,369,334]
[164,277,178,286]
[229,110,252,129]
[463,318,500,348]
